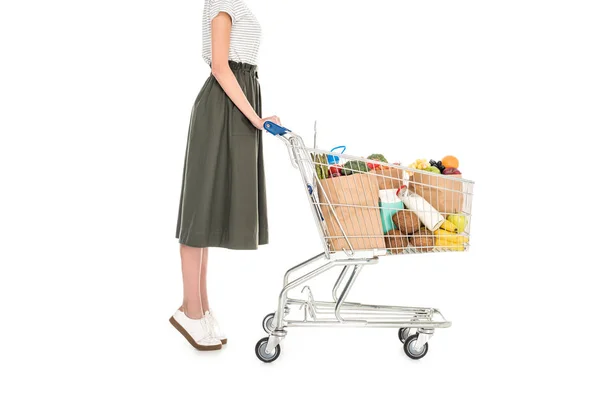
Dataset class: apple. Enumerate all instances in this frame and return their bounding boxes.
[425,166,441,174]
[447,214,468,233]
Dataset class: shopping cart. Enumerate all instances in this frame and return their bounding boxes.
[255,122,475,363]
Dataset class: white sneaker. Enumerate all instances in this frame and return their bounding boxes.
[205,309,227,345]
[169,310,222,351]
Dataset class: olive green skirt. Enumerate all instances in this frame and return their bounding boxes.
[175,61,268,249]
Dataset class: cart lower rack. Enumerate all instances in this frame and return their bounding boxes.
[255,122,474,363]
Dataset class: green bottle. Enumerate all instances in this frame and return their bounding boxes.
[379,189,404,233]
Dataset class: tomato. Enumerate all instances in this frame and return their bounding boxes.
[367,161,381,170]
[329,164,343,175]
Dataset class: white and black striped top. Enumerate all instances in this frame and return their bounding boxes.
[202,0,262,66]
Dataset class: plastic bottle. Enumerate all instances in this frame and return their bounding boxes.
[379,189,405,233]
[398,185,444,231]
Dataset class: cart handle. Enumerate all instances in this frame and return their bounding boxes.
[264,121,291,136]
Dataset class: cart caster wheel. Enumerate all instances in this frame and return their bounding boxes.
[262,313,275,334]
[255,337,281,363]
[403,334,428,360]
[398,328,411,343]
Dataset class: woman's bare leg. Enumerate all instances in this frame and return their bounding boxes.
[199,248,209,312]
[179,244,204,319]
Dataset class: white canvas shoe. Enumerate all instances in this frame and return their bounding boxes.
[169,310,222,351]
[205,309,227,345]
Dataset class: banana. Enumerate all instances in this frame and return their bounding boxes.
[435,237,465,251]
[440,219,458,233]
[434,229,469,244]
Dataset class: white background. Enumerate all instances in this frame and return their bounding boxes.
[1,0,599,398]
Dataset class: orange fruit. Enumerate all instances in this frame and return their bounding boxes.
[442,155,459,169]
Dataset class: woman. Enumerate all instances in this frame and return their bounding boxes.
[171,0,280,351]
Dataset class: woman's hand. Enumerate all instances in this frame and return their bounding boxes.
[253,115,281,131]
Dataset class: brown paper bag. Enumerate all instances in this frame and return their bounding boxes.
[409,172,464,215]
[373,168,404,190]
[317,173,385,252]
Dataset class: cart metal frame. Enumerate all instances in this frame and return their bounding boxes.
[255,122,473,363]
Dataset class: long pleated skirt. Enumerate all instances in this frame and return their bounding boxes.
[175,61,268,249]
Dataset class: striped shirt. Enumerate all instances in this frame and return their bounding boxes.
[202,0,262,66]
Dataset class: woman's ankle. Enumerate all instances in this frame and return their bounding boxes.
[179,305,204,319]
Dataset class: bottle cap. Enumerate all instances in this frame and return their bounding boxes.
[397,185,407,196]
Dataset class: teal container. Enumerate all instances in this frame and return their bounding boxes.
[379,189,404,233]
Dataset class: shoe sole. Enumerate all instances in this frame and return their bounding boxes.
[221,339,228,345]
[169,317,222,351]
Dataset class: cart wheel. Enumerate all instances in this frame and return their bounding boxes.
[403,334,429,360]
[398,328,411,343]
[255,337,281,363]
[262,313,275,334]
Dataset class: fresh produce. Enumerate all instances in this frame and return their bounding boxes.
[384,229,410,255]
[440,219,458,233]
[329,164,343,177]
[408,159,430,171]
[433,229,469,244]
[366,154,388,170]
[447,214,468,233]
[367,154,388,163]
[425,166,441,174]
[435,237,465,251]
[341,160,369,175]
[409,228,435,252]
[313,153,329,179]
[429,160,446,174]
[442,167,461,175]
[392,210,421,235]
[442,155,459,169]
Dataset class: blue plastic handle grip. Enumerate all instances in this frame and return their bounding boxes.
[263,121,291,136]
[329,145,346,154]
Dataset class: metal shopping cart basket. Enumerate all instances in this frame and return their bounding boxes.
[255,122,475,363]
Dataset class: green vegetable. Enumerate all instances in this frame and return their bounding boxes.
[312,153,329,180]
[367,154,388,163]
[341,160,369,175]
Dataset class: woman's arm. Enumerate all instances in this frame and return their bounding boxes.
[211,12,280,130]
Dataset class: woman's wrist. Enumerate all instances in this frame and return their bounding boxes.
[250,115,262,129]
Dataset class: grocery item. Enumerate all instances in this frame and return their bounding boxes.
[317,173,385,252]
[341,160,369,175]
[435,237,465,251]
[410,228,435,252]
[367,154,388,170]
[379,189,404,233]
[367,154,388,162]
[312,153,329,180]
[399,186,445,232]
[373,167,404,190]
[329,164,343,177]
[408,158,431,172]
[384,229,410,254]
[327,146,346,165]
[447,214,468,233]
[442,167,461,175]
[425,166,441,174]
[429,160,446,174]
[442,155,459,169]
[409,171,464,215]
[433,229,469,244]
[440,219,458,233]
[392,210,421,235]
